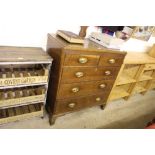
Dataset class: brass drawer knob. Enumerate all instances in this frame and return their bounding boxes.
[68,103,76,108]
[72,87,79,93]
[96,97,101,101]
[99,84,106,89]
[75,72,84,78]
[79,57,88,64]
[105,70,111,76]
[109,59,116,64]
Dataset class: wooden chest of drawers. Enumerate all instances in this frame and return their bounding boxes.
[46,34,126,125]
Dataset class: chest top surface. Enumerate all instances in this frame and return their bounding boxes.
[48,34,126,55]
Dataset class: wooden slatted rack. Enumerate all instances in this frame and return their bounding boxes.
[0,46,52,125]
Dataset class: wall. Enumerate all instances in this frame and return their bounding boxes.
[120,37,155,52]
[0,0,81,50]
[0,1,155,52]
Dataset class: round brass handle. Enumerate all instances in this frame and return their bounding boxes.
[105,70,111,76]
[109,59,116,64]
[79,57,88,64]
[96,97,101,102]
[68,103,76,108]
[72,87,79,93]
[75,72,84,78]
[99,84,106,89]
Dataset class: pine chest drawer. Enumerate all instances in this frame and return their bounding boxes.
[144,64,155,70]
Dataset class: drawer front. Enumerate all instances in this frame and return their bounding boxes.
[61,67,120,83]
[57,80,113,99]
[144,64,155,70]
[54,93,108,114]
[99,53,125,66]
[64,54,100,66]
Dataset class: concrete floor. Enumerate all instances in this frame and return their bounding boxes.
[1,90,155,129]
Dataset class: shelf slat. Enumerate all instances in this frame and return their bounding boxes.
[0,76,48,88]
[149,82,155,90]
[0,110,43,125]
[0,95,45,108]
[132,85,146,94]
[117,73,136,85]
[0,83,47,90]
[109,87,129,101]
[0,104,43,125]
[139,75,152,81]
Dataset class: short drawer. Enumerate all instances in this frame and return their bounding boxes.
[64,54,100,66]
[54,93,108,114]
[57,80,113,99]
[61,67,120,83]
[144,64,155,70]
[99,53,125,66]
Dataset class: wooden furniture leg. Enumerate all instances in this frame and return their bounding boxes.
[100,104,106,110]
[49,115,56,125]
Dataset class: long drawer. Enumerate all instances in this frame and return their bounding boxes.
[57,80,113,99]
[54,93,108,114]
[61,67,120,83]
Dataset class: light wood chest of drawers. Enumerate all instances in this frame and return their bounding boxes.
[107,52,155,102]
[46,34,126,125]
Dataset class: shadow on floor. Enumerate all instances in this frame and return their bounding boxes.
[98,113,155,129]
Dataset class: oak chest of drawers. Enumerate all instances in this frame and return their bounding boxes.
[46,34,126,125]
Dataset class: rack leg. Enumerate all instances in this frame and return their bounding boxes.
[41,105,44,119]
[41,116,44,119]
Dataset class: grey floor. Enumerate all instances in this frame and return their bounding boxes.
[1,90,155,129]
